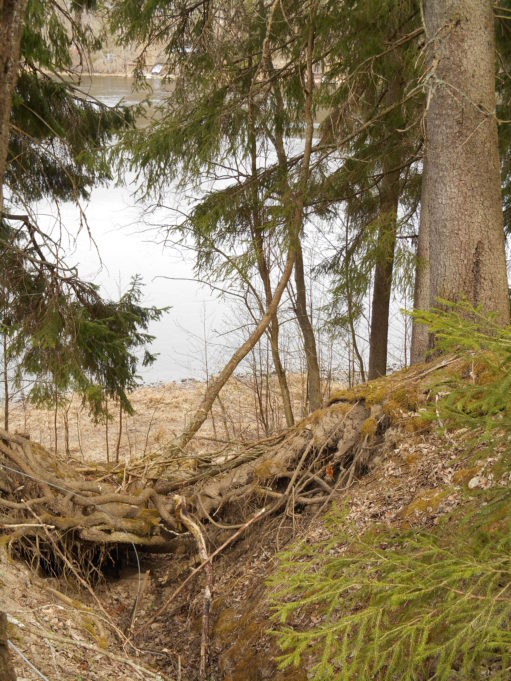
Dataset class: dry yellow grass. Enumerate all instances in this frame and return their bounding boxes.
[6,373,336,463]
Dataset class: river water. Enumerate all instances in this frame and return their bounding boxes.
[18,75,410,391]
[37,76,228,384]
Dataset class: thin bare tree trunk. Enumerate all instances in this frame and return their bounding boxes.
[175,251,295,450]
[54,392,58,456]
[252,230,295,427]
[344,223,366,382]
[116,401,123,463]
[421,0,509,323]
[3,331,8,431]
[176,6,320,448]
[63,403,70,458]
[289,15,322,411]
[368,76,403,380]
[105,397,110,464]
[410,155,430,364]
[294,243,322,408]
[248,86,295,428]
[265,29,321,412]
[367,168,400,379]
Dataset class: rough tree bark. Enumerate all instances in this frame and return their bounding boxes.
[412,0,509,361]
[0,0,28,213]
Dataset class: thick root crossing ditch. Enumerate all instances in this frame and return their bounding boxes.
[0,399,380,571]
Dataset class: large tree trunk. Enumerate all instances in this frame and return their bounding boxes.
[0,0,28,213]
[421,0,509,324]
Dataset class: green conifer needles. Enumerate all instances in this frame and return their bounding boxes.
[269,304,511,679]
[414,300,511,435]
[269,501,511,680]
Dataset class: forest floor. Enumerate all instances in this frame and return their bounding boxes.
[2,362,504,680]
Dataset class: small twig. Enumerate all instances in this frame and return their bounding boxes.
[16,622,167,680]
[435,393,456,445]
[1,522,55,528]
[127,570,150,637]
[196,493,245,530]
[173,496,212,681]
[7,639,48,680]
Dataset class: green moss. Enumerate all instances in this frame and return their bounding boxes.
[400,488,448,518]
[360,417,378,438]
[452,467,481,486]
[214,608,239,641]
[403,413,432,433]
[392,386,419,411]
[364,386,386,406]
[382,399,402,421]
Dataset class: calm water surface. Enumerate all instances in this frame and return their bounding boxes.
[39,76,227,384]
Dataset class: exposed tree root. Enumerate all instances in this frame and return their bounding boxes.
[0,428,180,579]
[0,397,384,588]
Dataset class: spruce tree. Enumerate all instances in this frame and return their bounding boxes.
[0,1,162,421]
[111,0,329,415]
[411,0,510,361]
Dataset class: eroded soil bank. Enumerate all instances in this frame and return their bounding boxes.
[1,360,502,680]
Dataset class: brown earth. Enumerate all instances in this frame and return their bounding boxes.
[1,361,505,680]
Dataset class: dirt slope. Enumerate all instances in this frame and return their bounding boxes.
[2,361,502,680]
